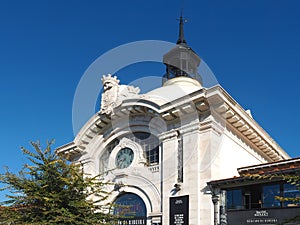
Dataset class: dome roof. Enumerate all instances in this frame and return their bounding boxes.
[143,76,202,106]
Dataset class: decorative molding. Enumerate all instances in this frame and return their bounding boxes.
[199,119,224,137]
[214,101,288,161]
[158,130,178,142]
[107,137,147,171]
[58,84,288,165]
[55,142,82,161]
[100,74,120,115]
[179,122,200,135]
[148,164,159,173]
[100,74,140,115]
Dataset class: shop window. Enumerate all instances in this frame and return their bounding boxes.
[262,184,281,208]
[283,183,300,207]
[227,189,243,210]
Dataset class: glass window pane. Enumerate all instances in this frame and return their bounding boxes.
[262,184,281,208]
[227,189,243,210]
[283,183,300,207]
[113,193,146,217]
[127,132,160,165]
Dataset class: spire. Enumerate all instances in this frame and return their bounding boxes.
[176,11,187,45]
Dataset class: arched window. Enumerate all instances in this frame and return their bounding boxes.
[113,193,147,218]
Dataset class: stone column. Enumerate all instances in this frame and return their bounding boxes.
[211,193,219,225]
[219,190,227,225]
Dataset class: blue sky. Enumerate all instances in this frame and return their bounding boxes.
[0,0,300,177]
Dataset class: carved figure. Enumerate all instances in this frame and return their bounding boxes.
[100,74,120,115]
[100,74,141,115]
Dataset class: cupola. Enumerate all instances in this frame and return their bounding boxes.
[163,14,202,87]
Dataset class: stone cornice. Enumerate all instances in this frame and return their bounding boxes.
[179,122,200,135]
[158,130,178,142]
[207,86,290,162]
[57,85,290,164]
[199,118,224,136]
[55,141,81,161]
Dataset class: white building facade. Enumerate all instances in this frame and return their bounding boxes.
[57,17,290,225]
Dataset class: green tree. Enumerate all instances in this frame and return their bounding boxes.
[0,141,114,225]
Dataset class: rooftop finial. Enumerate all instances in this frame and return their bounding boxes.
[176,9,187,45]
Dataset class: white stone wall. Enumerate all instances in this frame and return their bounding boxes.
[59,81,289,225]
[77,114,275,225]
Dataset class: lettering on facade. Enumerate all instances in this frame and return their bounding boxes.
[246,210,277,224]
[174,214,184,225]
[246,218,278,224]
[228,206,300,225]
[117,219,146,225]
[175,200,183,204]
[254,210,269,217]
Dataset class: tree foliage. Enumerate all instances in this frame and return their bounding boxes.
[0,141,114,225]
